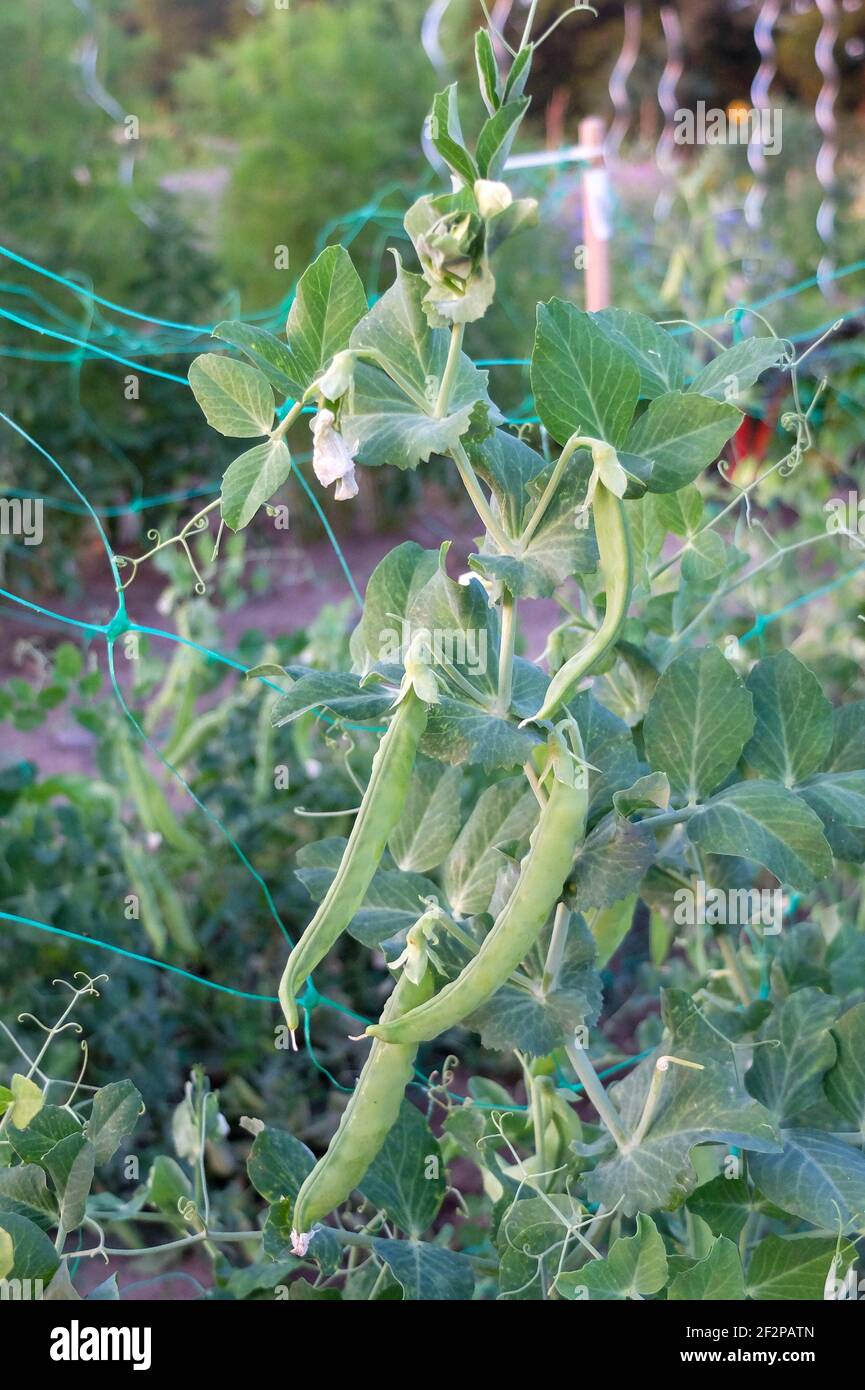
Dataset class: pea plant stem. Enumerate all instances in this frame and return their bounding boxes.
[435,323,465,418]
[564,1037,630,1151]
[542,902,571,994]
[451,438,512,552]
[497,588,516,715]
[519,432,591,549]
[717,933,752,1007]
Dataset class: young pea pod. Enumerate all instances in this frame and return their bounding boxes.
[278,689,428,1032]
[366,741,587,1045]
[291,966,434,1252]
[528,480,632,724]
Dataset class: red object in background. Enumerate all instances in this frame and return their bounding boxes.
[728,380,787,476]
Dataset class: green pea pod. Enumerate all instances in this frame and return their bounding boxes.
[528,481,632,724]
[279,689,428,1032]
[367,756,586,1046]
[119,736,201,858]
[291,966,434,1252]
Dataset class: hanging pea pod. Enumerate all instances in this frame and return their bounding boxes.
[118,734,201,858]
[367,734,587,1045]
[278,688,428,1033]
[291,965,434,1253]
[120,835,167,956]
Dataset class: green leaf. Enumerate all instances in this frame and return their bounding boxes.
[424,693,541,771]
[687,781,833,892]
[428,85,478,185]
[584,991,780,1216]
[746,989,840,1126]
[558,1213,668,1300]
[825,1002,865,1132]
[226,1259,299,1300]
[626,390,741,493]
[569,815,655,912]
[748,1234,856,1301]
[568,691,642,825]
[54,643,83,680]
[591,894,638,968]
[212,320,302,398]
[0,1165,57,1232]
[388,762,462,872]
[475,28,500,113]
[467,914,602,1055]
[188,355,275,437]
[272,671,394,725]
[652,485,703,535]
[644,646,754,801]
[247,1127,316,1204]
[503,43,533,101]
[532,299,640,448]
[144,1155,193,1219]
[285,245,368,391]
[667,1236,745,1299]
[354,541,439,671]
[443,777,538,915]
[681,530,735,585]
[498,1194,584,1299]
[0,1213,59,1285]
[85,1080,143,1165]
[42,1134,96,1232]
[476,97,530,180]
[749,1130,865,1233]
[743,652,833,785]
[592,309,686,399]
[372,1236,474,1301]
[612,774,670,819]
[686,1175,753,1241]
[221,438,292,532]
[344,264,493,470]
[7,1106,80,1163]
[798,771,865,846]
[360,1102,445,1236]
[688,337,790,401]
[346,868,441,949]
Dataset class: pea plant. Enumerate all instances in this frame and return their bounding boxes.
[182,5,865,1300]
[5,4,865,1303]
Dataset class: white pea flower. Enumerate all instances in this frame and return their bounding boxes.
[317,350,355,402]
[474,178,513,219]
[397,630,440,705]
[580,438,629,518]
[311,408,360,501]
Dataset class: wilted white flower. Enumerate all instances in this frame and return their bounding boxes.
[317,350,355,402]
[311,408,359,501]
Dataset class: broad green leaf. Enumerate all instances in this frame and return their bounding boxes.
[568,691,642,824]
[743,652,833,785]
[592,308,687,399]
[42,1134,96,1232]
[247,1127,315,1204]
[558,1213,668,1300]
[749,1130,865,1233]
[212,321,302,398]
[569,815,655,912]
[686,1175,753,1241]
[688,337,789,401]
[0,1165,57,1232]
[86,1273,121,1301]
[591,894,638,968]
[188,354,275,437]
[227,1259,299,1300]
[747,1233,856,1301]
[687,781,833,892]
[86,1080,143,1165]
[7,1106,80,1164]
[264,1197,341,1275]
[584,990,780,1216]
[626,390,741,493]
[443,777,538,915]
[532,299,640,448]
[285,245,368,390]
[797,772,865,857]
[44,1263,82,1301]
[372,1237,474,1301]
[54,643,83,680]
[221,438,292,532]
[354,541,439,671]
[824,1002,865,1132]
[422,694,540,770]
[388,762,462,872]
[347,868,441,949]
[746,989,840,1126]
[681,530,735,585]
[667,1236,745,1299]
[344,265,493,470]
[0,1086,12,1117]
[476,97,530,179]
[625,494,666,592]
[407,551,498,696]
[503,42,533,101]
[428,85,478,185]
[0,1213,59,1285]
[612,774,670,819]
[7,1075,44,1130]
[467,914,602,1055]
[652,484,703,535]
[145,1155,193,1219]
[360,1102,445,1236]
[498,1194,585,1299]
[644,646,754,801]
[273,670,393,725]
[829,700,865,772]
